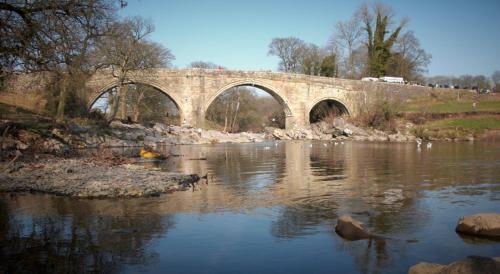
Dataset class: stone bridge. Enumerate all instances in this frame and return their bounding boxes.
[0,68,439,129]
[87,68,433,129]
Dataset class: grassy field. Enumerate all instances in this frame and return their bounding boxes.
[413,115,500,139]
[428,116,500,131]
[403,92,500,113]
[407,100,500,113]
[401,91,500,139]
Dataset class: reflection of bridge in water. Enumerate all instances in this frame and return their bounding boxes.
[161,141,424,214]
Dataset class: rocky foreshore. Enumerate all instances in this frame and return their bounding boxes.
[0,158,200,198]
[408,256,500,274]
[266,118,416,142]
[1,118,421,157]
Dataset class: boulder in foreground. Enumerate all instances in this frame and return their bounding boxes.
[456,213,500,238]
[335,215,373,240]
[408,255,500,274]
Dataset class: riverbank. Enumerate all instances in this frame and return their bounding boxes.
[0,156,200,198]
[1,93,500,161]
[2,114,500,161]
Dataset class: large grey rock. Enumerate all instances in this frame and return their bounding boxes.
[408,256,500,274]
[456,213,500,238]
[335,215,372,240]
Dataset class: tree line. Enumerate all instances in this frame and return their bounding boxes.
[425,72,500,91]
[267,3,431,81]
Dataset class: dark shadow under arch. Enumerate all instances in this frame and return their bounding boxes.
[309,99,349,124]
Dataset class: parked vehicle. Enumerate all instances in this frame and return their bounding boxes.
[379,76,404,84]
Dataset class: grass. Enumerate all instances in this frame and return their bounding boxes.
[429,116,500,131]
[406,100,500,113]
[403,92,500,113]
[422,115,500,138]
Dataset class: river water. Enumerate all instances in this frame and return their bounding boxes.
[1,141,500,273]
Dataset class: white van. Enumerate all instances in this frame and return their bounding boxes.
[379,76,404,84]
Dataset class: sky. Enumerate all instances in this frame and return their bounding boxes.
[120,0,500,77]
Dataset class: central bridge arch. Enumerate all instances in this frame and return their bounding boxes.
[203,79,296,129]
[204,80,293,117]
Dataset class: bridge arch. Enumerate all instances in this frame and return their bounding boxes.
[204,80,293,117]
[89,78,185,121]
[307,96,350,124]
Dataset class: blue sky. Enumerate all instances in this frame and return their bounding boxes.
[120,0,500,77]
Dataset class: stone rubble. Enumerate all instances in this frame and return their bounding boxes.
[265,118,415,142]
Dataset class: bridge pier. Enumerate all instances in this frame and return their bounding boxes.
[285,115,297,130]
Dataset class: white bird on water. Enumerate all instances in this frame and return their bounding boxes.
[334,142,339,146]
[426,142,432,149]
[416,138,422,149]
[323,143,328,147]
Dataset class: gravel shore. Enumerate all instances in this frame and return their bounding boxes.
[0,158,200,198]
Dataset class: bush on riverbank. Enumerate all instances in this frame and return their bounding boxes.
[352,98,403,132]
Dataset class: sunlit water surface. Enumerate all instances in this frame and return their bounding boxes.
[1,141,500,273]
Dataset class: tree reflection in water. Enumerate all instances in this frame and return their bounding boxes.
[271,201,338,239]
[0,195,175,273]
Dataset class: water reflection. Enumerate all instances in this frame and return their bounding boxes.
[1,141,500,273]
[0,195,175,273]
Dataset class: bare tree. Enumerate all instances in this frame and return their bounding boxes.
[0,1,114,75]
[189,61,224,69]
[0,0,120,120]
[492,71,500,92]
[93,17,174,121]
[386,31,431,80]
[331,17,362,78]
[268,37,306,73]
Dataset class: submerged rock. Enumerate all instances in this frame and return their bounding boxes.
[335,215,373,240]
[408,256,500,274]
[456,213,500,238]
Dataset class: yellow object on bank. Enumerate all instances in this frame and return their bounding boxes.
[139,148,161,159]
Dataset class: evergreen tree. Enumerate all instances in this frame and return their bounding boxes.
[320,54,338,77]
[359,3,405,77]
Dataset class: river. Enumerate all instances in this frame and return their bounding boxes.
[1,141,499,273]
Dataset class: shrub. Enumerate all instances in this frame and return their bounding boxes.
[355,98,402,132]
